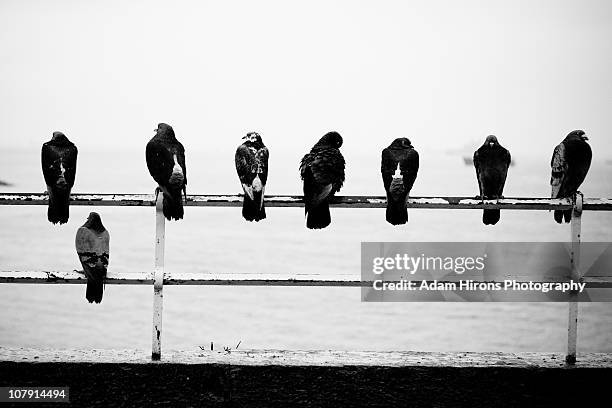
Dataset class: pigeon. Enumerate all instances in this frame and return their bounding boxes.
[550,130,592,223]
[235,132,269,222]
[473,135,511,225]
[299,131,345,229]
[146,123,187,220]
[41,131,78,224]
[75,212,110,304]
[381,138,419,225]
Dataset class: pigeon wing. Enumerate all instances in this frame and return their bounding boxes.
[564,138,592,195]
[75,227,97,267]
[146,140,172,187]
[41,142,57,187]
[550,143,567,198]
[473,149,484,197]
[300,152,332,207]
[62,142,78,188]
[402,148,419,193]
[100,230,110,267]
[255,146,269,185]
[380,147,395,191]
[310,148,345,191]
[76,227,110,266]
[309,155,335,198]
[497,148,511,196]
[235,144,255,200]
[299,152,313,180]
[175,142,187,192]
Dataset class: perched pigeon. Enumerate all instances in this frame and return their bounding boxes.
[299,131,345,229]
[75,212,110,304]
[41,132,78,224]
[146,123,187,220]
[550,130,592,223]
[473,135,511,225]
[381,138,419,225]
[235,132,269,221]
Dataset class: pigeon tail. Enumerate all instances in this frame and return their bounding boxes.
[84,266,105,304]
[554,209,572,224]
[306,202,331,229]
[242,192,266,222]
[47,188,70,224]
[386,177,407,225]
[162,190,184,221]
[482,209,500,225]
[386,196,408,225]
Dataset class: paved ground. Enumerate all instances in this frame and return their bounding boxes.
[1,358,610,407]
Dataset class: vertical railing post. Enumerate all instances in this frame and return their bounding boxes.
[566,192,583,365]
[152,193,165,361]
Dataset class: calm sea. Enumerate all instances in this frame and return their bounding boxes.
[0,147,611,352]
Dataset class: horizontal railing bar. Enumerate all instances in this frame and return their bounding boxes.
[0,271,151,284]
[1,193,611,210]
[1,271,610,287]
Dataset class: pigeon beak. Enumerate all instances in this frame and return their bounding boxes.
[583,136,589,141]
[242,135,248,140]
[489,142,494,147]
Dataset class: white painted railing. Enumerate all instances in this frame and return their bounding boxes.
[1,192,611,364]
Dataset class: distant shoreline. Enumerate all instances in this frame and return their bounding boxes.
[0,180,12,187]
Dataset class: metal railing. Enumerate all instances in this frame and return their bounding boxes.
[1,192,611,363]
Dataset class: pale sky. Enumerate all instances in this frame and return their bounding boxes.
[1,0,611,159]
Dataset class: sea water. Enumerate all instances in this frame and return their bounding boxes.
[0,147,611,352]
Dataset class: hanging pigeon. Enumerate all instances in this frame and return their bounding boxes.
[550,130,592,223]
[381,138,419,225]
[235,132,269,221]
[41,131,78,224]
[146,123,187,220]
[299,131,345,229]
[473,135,511,225]
[75,212,110,304]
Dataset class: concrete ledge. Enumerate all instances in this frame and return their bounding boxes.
[2,347,612,368]
[1,348,612,407]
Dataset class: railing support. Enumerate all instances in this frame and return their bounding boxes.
[152,193,165,361]
[566,192,583,365]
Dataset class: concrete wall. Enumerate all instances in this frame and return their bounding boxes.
[1,348,611,407]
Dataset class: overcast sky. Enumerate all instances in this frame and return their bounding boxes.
[1,0,611,159]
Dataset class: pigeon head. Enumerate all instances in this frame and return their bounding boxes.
[484,135,499,147]
[566,130,588,142]
[84,212,105,232]
[155,123,176,140]
[243,132,263,146]
[314,131,343,149]
[50,131,71,145]
[390,138,412,149]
